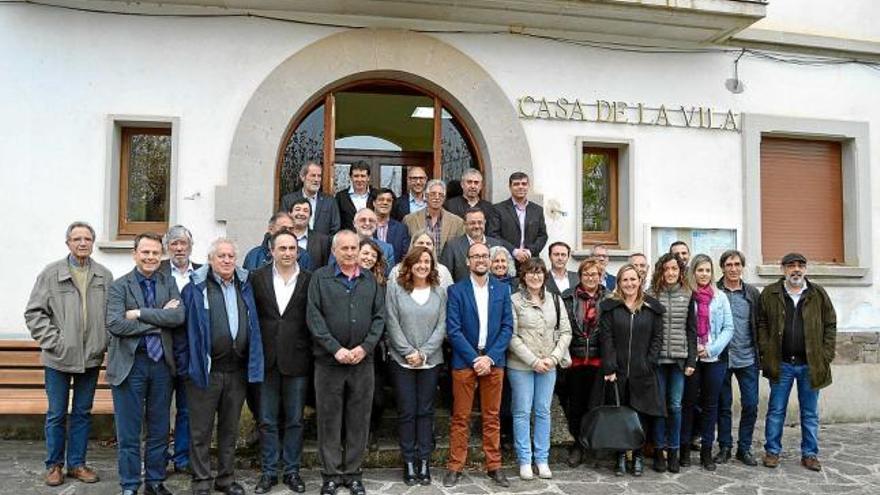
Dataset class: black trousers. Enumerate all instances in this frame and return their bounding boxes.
[388,363,440,462]
[563,365,601,441]
[315,361,374,483]
[186,370,247,491]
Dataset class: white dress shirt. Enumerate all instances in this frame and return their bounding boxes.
[272,263,299,314]
[170,262,195,292]
[349,186,370,212]
[552,270,570,293]
[472,275,490,350]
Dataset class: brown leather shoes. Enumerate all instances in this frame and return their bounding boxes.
[45,465,64,486]
[801,456,822,471]
[67,465,99,483]
[762,453,780,468]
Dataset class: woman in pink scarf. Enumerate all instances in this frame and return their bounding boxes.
[685,254,734,471]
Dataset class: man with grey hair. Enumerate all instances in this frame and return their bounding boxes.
[181,238,264,495]
[444,168,497,233]
[244,212,295,272]
[280,162,341,236]
[159,224,202,474]
[308,230,385,495]
[403,179,464,255]
[25,221,113,487]
[758,253,836,472]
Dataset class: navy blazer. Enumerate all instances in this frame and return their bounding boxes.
[377,219,411,262]
[280,190,341,236]
[446,276,513,370]
[391,192,426,222]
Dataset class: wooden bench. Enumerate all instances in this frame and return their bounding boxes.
[0,340,114,415]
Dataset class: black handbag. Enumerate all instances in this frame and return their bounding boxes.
[578,381,645,451]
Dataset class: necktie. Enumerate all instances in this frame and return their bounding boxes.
[143,279,163,362]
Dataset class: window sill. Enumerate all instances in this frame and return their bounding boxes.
[96,240,133,252]
[572,248,633,261]
[756,264,871,287]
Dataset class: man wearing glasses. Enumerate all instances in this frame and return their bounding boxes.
[392,167,429,221]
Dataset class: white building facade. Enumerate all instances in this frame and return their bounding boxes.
[2,0,879,417]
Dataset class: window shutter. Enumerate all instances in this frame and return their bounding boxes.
[760,137,843,264]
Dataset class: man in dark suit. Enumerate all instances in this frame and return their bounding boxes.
[251,230,312,494]
[440,208,511,282]
[373,188,411,262]
[443,242,513,488]
[546,241,579,297]
[335,161,377,231]
[106,232,186,495]
[288,197,331,271]
[444,168,498,234]
[159,225,202,475]
[391,166,428,221]
[280,162,341,236]
[592,244,616,291]
[489,172,548,264]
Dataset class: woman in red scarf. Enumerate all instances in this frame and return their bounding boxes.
[561,258,608,467]
[685,254,734,471]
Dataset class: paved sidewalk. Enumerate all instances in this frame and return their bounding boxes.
[4,422,878,495]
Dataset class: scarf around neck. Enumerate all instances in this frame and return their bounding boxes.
[694,285,714,346]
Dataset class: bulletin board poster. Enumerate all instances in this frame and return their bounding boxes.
[651,227,737,265]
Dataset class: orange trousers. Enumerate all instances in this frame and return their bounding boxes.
[446,367,504,472]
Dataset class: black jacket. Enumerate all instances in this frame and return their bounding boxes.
[335,188,377,231]
[251,264,313,377]
[562,285,608,360]
[489,199,548,256]
[596,295,665,417]
[304,231,331,271]
[306,264,385,366]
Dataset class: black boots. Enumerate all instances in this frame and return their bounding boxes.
[417,459,431,486]
[403,462,418,486]
[680,445,692,467]
[614,452,627,476]
[631,450,644,476]
[714,446,732,464]
[653,449,667,473]
[700,446,717,471]
[667,449,681,473]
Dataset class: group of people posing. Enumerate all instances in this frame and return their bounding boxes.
[25,162,837,495]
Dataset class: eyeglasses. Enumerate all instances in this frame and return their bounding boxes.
[468,254,490,260]
[427,192,445,198]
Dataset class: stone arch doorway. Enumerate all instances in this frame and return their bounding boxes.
[218,29,531,243]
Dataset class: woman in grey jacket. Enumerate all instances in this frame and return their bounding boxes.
[385,246,447,486]
[647,253,696,473]
[508,258,572,481]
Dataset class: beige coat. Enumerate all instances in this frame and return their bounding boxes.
[508,290,572,371]
[24,257,113,373]
[402,208,464,255]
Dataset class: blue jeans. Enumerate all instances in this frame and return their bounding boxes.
[168,374,190,468]
[764,362,820,457]
[44,366,99,469]
[259,369,308,477]
[508,368,556,465]
[389,363,440,462]
[698,360,727,448]
[111,350,173,491]
[654,363,685,450]
[717,363,759,453]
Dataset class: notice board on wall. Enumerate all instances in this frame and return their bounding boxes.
[650,227,737,265]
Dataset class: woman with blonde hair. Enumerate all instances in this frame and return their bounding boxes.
[684,253,734,471]
[598,264,665,476]
[387,230,453,288]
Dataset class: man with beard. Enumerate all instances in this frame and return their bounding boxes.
[280,162,341,236]
[758,253,836,472]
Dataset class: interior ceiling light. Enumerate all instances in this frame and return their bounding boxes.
[411,107,453,119]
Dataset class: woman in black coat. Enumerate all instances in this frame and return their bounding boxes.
[599,264,665,476]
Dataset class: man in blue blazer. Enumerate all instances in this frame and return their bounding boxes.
[280,162,341,236]
[106,232,185,495]
[373,188,411,262]
[443,242,513,488]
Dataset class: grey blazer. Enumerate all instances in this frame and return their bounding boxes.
[280,190,341,236]
[105,268,185,386]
